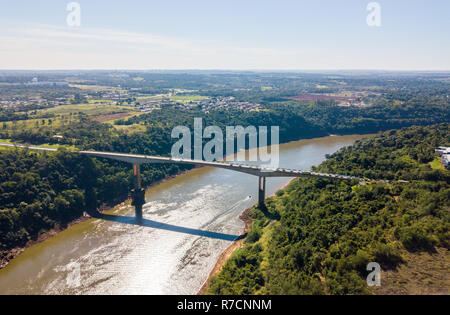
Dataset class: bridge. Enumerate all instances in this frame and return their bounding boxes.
[0,143,365,218]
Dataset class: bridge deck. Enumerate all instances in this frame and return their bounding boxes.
[0,143,364,181]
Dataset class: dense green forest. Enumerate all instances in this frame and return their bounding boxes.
[1,107,449,255]
[267,93,450,135]
[1,71,449,264]
[207,124,449,295]
[119,91,450,139]
[0,148,188,252]
[117,107,323,144]
[0,107,318,253]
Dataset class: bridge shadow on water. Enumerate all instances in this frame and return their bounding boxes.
[97,214,245,242]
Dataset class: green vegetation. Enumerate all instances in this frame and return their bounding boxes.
[0,148,187,251]
[0,117,194,252]
[430,158,444,170]
[1,71,449,274]
[207,124,450,295]
[116,107,323,144]
[0,104,139,131]
[268,95,450,135]
[169,94,208,103]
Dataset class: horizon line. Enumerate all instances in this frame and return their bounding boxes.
[0,69,449,73]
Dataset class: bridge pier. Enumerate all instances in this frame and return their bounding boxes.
[131,163,145,219]
[0,144,368,219]
[258,176,266,210]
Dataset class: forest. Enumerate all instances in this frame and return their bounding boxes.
[119,84,450,139]
[0,122,190,252]
[1,103,449,256]
[1,71,449,264]
[206,124,449,295]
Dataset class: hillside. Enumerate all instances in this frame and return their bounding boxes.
[206,124,450,295]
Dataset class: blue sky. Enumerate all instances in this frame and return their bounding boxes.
[0,0,449,70]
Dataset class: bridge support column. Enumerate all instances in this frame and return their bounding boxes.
[258,176,266,210]
[131,163,145,219]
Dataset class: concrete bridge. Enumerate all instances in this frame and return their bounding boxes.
[0,143,365,218]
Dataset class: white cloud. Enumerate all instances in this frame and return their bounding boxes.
[0,23,300,69]
[0,23,448,70]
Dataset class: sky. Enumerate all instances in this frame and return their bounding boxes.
[0,0,449,70]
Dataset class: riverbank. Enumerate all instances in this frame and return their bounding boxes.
[0,147,295,271]
[0,132,369,271]
[197,177,297,295]
[0,212,95,270]
[0,167,196,270]
[198,206,254,295]
[0,134,368,294]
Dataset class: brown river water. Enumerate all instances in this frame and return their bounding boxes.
[0,134,367,295]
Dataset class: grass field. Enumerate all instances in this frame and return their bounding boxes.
[372,247,449,295]
[1,104,141,130]
[136,94,207,105]
[69,84,127,93]
[0,138,77,151]
[113,124,147,134]
[429,157,445,170]
[39,104,138,116]
[169,95,207,103]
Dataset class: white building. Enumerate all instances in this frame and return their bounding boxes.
[435,147,450,155]
[442,154,450,168]
[435,147,450,169]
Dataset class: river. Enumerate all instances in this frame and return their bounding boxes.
[0,134,366,295]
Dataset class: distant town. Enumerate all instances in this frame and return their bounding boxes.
[0,77,263,113]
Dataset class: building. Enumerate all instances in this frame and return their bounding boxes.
[435,146,450,155]
[26,77,68,87]
[443,154,450,168]
[435,146,450,169]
